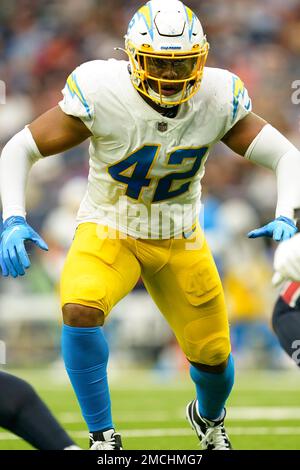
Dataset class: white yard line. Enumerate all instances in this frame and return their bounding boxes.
[1,426,300,441]
[228,407,300,420]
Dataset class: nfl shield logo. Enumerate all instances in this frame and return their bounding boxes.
[157,122,168,132]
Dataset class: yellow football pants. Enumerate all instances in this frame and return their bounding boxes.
[60,223,231,365]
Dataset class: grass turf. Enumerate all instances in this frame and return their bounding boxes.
[0,367,300,450]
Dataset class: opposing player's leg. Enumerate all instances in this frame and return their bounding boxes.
[0,371,79,449]
[140,228,233,449]
[272,282,300,366]
[60,223,141,449]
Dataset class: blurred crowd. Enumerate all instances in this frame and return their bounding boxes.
[1,0,300,368]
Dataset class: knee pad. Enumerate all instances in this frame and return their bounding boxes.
[183,317,230,365]
[61,274,108,314]
[187,334,230,366]
[182,293,231,365]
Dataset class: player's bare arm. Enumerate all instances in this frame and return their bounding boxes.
[28,105,92,157]
[221,112,267,156]
[0,105,92,278]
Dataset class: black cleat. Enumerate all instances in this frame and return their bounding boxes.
[186,400,232,450]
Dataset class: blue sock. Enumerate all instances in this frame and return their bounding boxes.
[190,354,234,421]
[61,324,113,432]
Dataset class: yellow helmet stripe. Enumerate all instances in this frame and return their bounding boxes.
[184,6,195,40]
[185,6,194,24]
[138,3,154,39]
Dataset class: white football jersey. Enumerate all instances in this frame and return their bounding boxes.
[59,59,251,238]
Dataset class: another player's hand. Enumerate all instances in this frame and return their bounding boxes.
[272,233,300,286]
[247,216,297,242]
[0,216,48,278]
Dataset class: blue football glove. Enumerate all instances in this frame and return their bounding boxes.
[247,216,297,242]
[0,216,48,278]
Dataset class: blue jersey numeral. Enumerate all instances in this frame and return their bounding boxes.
[153,147,208,202]
[108,145,159,199]
[108,145,208,202]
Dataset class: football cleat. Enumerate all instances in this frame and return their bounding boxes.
[186,400,232,450]
[89,429,123,450]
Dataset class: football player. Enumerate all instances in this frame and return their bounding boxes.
[1,0,300,450]
[272,234,300,366]
[0,371,79,449]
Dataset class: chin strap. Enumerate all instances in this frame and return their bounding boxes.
[147,85,185,108]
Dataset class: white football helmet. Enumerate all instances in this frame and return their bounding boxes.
[124,0,209,107]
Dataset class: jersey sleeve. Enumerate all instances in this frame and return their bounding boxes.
[221,71,252,137]
[58,64,95,132]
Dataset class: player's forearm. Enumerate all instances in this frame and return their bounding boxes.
[244,124,300,220]
[0,127,42,221]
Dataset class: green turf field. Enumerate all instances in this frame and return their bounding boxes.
[1,367,300,450]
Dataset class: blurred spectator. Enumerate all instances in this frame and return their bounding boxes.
[41,176,87,281]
